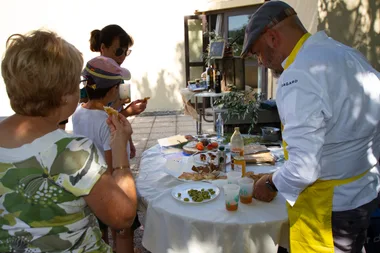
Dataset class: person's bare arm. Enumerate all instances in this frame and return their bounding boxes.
[129,137,136,159]
[105,146,137,206]
[84,168,137,229]
[119,99,147,117]
[104,150,113,174]
[84,115,137,229]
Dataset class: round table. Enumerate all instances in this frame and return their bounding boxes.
[136,145,289,253]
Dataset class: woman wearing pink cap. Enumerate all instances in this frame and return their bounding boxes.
[73,55,140,253]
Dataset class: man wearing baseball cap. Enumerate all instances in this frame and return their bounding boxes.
[242,1,380,252]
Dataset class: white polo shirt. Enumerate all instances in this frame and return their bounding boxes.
[72,105,130,161]
[273,31,380,211]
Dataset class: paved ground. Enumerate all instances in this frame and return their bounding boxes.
[128,114,215,177]
[113,114,215,252]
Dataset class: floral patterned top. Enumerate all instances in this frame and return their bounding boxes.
[0,130,112,252]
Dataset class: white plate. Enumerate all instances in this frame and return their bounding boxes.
[193,152,231,165]
[164,157,227,182]
[171,182,220,204]
[183,141,197,148]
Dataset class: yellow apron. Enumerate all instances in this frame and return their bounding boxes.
[282,33,369,252]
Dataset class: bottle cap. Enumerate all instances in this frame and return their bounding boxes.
[219,146,225,151]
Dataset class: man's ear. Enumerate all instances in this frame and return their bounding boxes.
[265,29,281,49]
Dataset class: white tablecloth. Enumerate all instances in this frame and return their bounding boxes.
[136,145,289,253]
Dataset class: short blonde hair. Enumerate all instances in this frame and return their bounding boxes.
[1,30,83,116]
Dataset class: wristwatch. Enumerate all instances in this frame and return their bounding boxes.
[265,177,278,192]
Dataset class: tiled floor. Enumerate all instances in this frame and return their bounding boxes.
[128,114,215,176]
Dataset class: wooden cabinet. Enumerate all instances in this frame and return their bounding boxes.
[214,57,245,91]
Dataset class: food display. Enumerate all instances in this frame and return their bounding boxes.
[177,150,229,182]
[195,139,218,151]
[244,171,272,183]
[178,163,227,181]
[178,171,226,181]
[193,152,219,165]
[183,188,215,202]
[183,138,219,154]
[244,152,275,165]
[200,154,207,162]
[171,182,220,204]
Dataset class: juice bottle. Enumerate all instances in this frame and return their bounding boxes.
[230,127,244,170]
[234,156,246,177]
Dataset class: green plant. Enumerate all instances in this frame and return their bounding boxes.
[214,86,263,134]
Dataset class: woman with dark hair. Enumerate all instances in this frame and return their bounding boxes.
[87,24,147,158]
[86,24,145,253]
[90,24,134,66]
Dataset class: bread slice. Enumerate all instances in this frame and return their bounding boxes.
[103,106,119,116]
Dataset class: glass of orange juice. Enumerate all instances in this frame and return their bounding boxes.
[223,184,240,211]
[238,177,254,204]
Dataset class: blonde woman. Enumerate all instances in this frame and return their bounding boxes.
[0,30,137,252]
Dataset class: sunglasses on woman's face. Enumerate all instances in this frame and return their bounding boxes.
[115,48,132,57]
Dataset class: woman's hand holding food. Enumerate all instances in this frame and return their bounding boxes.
[106,114,133,167]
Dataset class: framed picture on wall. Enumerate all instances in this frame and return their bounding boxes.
[209,41,225,59]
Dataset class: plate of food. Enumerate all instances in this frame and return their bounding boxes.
[193,152,231,165]
[164,157,227,182]
[182,139,219,154]
[171,182,220,204]
[177,164,227,181]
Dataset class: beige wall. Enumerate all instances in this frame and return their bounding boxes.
[0,0,203,129]
[195,0,264,13]
[318,0,380,71]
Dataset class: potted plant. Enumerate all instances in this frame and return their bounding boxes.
[214,85,263,134]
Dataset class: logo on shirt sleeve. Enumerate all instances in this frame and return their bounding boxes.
[281,79,298,87]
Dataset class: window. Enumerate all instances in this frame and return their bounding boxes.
[184,4,271,99]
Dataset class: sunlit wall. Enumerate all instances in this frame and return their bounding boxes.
[0,0,202,126]
[318,0,379,71]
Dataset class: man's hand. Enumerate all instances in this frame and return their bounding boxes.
[120,99,147,117]
[253,175,277,202]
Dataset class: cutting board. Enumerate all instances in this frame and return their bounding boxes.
[244,152,275,165]
[244,144,268,155]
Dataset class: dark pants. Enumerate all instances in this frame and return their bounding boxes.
[332,194,380,253]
